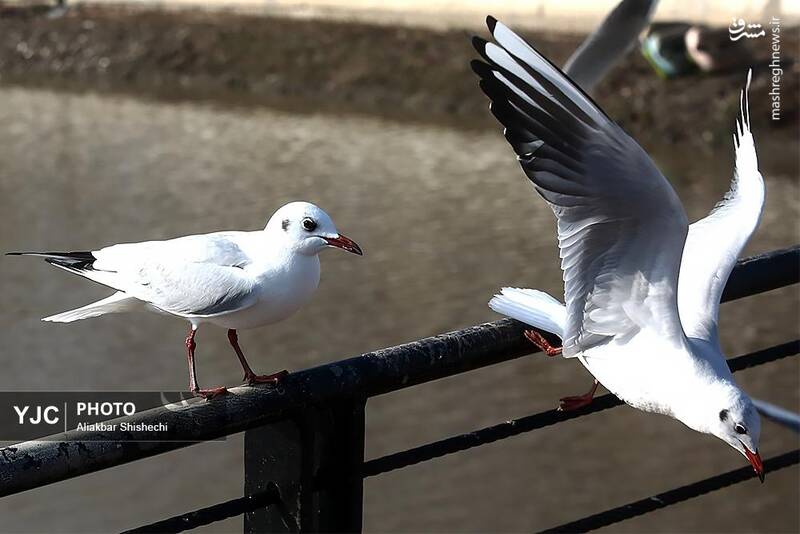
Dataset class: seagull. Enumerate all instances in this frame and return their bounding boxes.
[472,17,766,481]
[7,201,362,398]
[562,0,658,93]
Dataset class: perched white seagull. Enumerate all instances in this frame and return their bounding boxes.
[473,17,766,481]
[8,201,362,398]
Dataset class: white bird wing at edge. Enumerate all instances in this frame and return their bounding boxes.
[70,232,259,317]
[678,70,765,346]
[563,0,659,93]
[472,18,689,358]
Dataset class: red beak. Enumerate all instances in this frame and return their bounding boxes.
[743,447,765,483]
[324,234,363,255]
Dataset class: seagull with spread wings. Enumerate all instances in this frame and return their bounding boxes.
[473,17,765,481]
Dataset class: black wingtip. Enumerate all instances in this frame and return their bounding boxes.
[478,77,512,106]
[470,59,493,79]
[43,257,94,272]
[7,251,97,270]
[478,78,496,98]
[471,35,488,54]
[486,15,498,33]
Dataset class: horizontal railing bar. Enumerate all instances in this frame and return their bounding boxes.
[540,449,800,533]
[362,340,800,477]
[123,486,279,534]
[125,341,800,532]
[0,246,796,498]
[0,317,533,498]
[720,246,799,302]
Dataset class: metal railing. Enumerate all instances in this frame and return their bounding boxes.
[1,245,798,532]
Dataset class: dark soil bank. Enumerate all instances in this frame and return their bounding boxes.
[1,5,798,168]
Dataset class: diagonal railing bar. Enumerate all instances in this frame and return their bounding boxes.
[130,340,800,534]
[127,341,800,532]
[0,246,795,499]
[0,317,533,499]
[540,449,800,533]
[363,394,619,478]
[123,486,280,534]
[362,340,799,477]
[123,340,800,532]
[720,246,799,302]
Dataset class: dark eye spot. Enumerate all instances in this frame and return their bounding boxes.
[735,423,747,435]
[301,217,317,232]
[281,219,290,231]
[719,409,729,422]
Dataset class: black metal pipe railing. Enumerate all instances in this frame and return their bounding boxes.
[362,340,799,477]
[124,486,280,534]
[541,449,800,533]
[0,246,797,500]
[720,246,799,302]
[0,317,531,498]
[126,340,799,533]
[130,447,800,534]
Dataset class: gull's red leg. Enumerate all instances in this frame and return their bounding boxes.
[228,329,288,386]
[185,327,227,399]
[558,380,599,411]
[521,329,595,409]
[524,329,562,357]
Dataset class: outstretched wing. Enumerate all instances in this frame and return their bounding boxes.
[678,71,764,345]
[472,17,689,357]
[30,232,259,317]
[564,0,659,93]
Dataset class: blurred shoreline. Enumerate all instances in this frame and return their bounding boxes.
[1,5,798,179]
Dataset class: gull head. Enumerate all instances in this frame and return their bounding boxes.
[704,383,763,482]
[265,201,363,256]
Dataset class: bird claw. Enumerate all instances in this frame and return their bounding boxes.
[244,370,289,386]
[557,394,594,411]
[524,330,562,356]
[557,381,599,411]
[194,386,228,400]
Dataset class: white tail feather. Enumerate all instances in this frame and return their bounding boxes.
[488,287,567,338]
[42,292,139,323]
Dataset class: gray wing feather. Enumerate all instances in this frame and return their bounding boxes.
[127,260,256,316]
[84,232,258,317]
[473,18,688,357]
[564,0,659,93]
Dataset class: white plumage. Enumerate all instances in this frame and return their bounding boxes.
[42,291,140,323]
[10,201,362,397]
[475,17,765,480]
[489,288,566,339]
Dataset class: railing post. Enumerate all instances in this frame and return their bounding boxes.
[244,397,366,533]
